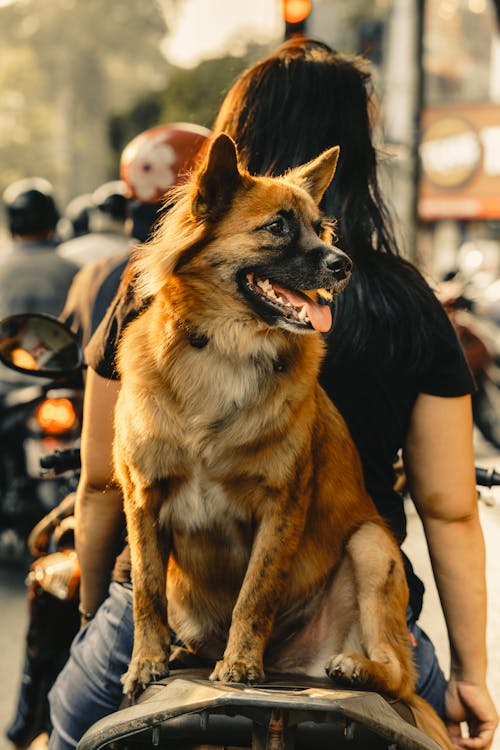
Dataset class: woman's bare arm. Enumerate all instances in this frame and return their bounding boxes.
[404,393,497,750]
[76,368,124,617]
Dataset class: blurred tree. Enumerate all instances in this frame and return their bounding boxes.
[108,96,163,177]
[0,0,170,206]
[156,53,252,127]
[109,42,272,169]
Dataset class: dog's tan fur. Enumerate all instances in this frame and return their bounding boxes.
[113,134,452,749]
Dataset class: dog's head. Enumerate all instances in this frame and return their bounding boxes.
[136,133,351,336]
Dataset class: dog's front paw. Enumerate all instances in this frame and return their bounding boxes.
[209,657,265,684]
[122,657,170,698]
[325,653,369,687]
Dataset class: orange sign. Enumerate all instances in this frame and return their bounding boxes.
[418,104,500,220]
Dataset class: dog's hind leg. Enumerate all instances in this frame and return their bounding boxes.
[325,521,416,700]
[119,471,172,698]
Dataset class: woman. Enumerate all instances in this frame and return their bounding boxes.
[48,38,497,750]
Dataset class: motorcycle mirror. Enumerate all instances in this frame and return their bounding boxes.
[0,313,84,377]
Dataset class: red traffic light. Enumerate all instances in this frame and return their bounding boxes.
[282,0,311,24]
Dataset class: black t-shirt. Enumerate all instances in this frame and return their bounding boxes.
[319,297,474,544]
[85,265,474,616]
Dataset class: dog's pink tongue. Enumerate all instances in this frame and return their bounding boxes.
[272,284,332,332]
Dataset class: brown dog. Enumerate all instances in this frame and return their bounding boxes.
[113,134,452,749]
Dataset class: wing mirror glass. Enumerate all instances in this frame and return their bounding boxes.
[0,314,83,378]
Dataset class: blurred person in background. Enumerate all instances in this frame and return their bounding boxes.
[56,193,94,243]
[0,178,78,321]
[57,181,131,268]
[60,123,211,348]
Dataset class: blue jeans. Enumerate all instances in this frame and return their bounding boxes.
[48,584,446,750]
[407,607,447,719]
[48,582,134,750]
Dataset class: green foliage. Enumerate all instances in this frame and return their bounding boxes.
[157,54,252,129]
[108,42,274,170]
[0,0,168,207]
[0,0,275,214]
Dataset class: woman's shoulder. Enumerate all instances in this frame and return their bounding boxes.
[332,252,472,382]
[85,261,149,380]
[366,255,475,394]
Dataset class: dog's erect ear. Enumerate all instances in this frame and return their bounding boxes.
[289,145,340,205]
[192,133,244,220]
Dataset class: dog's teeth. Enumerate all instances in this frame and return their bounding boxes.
[257,278,272,292]
[298,307,309,321]
[258,279,283,304]
[256,277,300,313]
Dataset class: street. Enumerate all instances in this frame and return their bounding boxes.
[0,434,499,750]
[0,564,28,750]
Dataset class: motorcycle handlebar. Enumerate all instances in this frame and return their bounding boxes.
[38,450,499,488]
[475,466,500,488]
[40,448,81,475]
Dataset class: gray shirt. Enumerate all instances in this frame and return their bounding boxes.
[0,239,78,319]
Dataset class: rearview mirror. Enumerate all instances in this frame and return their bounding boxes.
[0,313,83,377]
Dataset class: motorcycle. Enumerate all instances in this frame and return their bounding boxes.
[438,275,500,451]
[0,312,499,750]
[0,313,83,559]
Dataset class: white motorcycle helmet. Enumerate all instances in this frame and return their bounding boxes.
[119,123,211,241]
[120,123,211,203]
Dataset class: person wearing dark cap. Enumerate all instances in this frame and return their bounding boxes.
[0,177,78,320]
[57,193,93,242]
[60,123,211,347]
[57,181,132,268]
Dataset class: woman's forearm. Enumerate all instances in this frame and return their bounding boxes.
[404,393,488,683]
[75,368,123,615]
[422,512,487,683]
[76,479,125,615]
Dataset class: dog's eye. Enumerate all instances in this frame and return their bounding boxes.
[264,217,288,236]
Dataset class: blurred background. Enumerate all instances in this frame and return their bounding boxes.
[1,1,500,748]
[1,0,500,314]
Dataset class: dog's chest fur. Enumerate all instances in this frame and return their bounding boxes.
[160,464,247,535]
[115,318,322,566]
[117,315,319,472]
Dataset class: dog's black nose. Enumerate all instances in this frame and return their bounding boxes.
[325,251,352,281]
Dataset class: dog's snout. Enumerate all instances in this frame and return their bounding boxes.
[325,251,352,281]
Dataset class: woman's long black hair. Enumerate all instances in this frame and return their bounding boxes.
[212,37,438,371]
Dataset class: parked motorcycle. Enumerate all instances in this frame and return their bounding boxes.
[5,489,81,750]
[0,313,83,559]
[0,313,499,750]
[438,274,500,450]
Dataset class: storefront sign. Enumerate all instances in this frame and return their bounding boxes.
[419,104,500,219]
